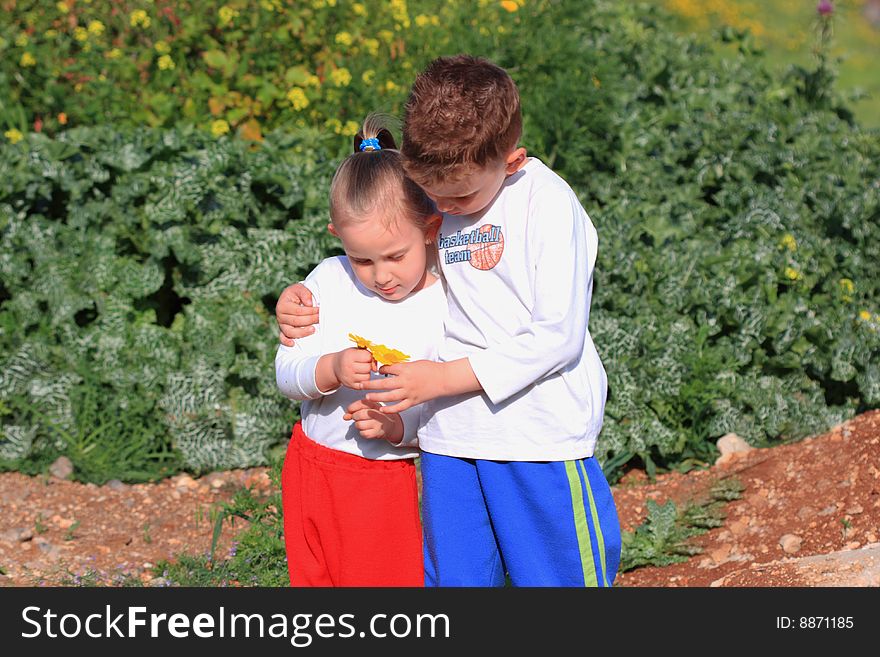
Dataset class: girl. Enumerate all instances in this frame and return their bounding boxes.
[275,115,443,587]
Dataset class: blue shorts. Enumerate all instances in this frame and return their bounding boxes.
[420,452,621,587]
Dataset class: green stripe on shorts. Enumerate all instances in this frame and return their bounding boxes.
[579,459,609,587]
[564,460,597,587]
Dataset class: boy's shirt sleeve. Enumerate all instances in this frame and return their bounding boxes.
[275,266,336,401]
[467,188,595,406]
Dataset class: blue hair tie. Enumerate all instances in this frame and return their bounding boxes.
[359,137,381,152]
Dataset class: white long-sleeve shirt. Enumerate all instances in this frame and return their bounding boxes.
[275,256,446,460]
[420,157,608,461]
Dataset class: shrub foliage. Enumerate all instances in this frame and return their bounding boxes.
[1,1,878,482]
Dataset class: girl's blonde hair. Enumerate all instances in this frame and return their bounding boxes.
[329,114,437,234]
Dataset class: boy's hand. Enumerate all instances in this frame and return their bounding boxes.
[276,283,319,347]
[343,399,404,444]
[332,348,376,390]
[360,360,444,414]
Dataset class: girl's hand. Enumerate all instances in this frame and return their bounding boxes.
[332,348,376,390]
[276,283,319,347]
[343,399,404,443]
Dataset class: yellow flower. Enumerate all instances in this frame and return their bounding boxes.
[500,0,519,11]
[286,87,309,110]
[361,69,376,85]
[348,334,373,349]
[154,41,171,54]
[378,29,393,44]
[325,118,342,134]
[107,48,123,59]
[369,344,411,366]
[74,27,88,42]
[415,14,431,27]
[15,33,29,47]
[389,0,410,28]
[780,233,797,251]
[88,20,105,36]
[431,14,440,25]
[304,74,320,87]
[335,31,353,47]
[353,3,367,15]
[839,279,855,295]
[20,52,36,67]
[130,10,151,28]
[329,67,351,87]
[362,38,379,56]
[859,310,872,321]
[592,75,601,88]
[4,128,24,144]
[218,5,239,25]
[157,55,175,70]
[385,80,399,93]
[58,112,68,125]
[784,267,800,281]
[44,29,58,39]
[74,83,83,92]
[56,1,70,14]
[342,120,359,137]
[211,119,230,137]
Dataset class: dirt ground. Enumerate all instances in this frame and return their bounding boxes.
[1,410,878,587]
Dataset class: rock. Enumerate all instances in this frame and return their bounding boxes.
[1,527,34,543]
[717,433,752,456]
[49,456,74,480]
[796,506,815,520]
[106,479,128,492]
[779,534,802,554]
[148,577,171,587]
[846,503,864,515]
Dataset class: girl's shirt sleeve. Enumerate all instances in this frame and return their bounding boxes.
[275,271,337,401]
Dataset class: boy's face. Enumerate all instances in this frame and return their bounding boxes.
[419,147,527,218]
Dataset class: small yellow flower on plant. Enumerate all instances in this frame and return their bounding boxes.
[353,3,367,15]
[784,267,800,281]
[88,20,105,36]
[860,310,872,321]
[20,52,36,67]
[780,233,797,251]
[500,0,519,11]
[74,27,88,42]
[107,48,123,59]
[385,80,399,93]
[58,112,68,125]
[155,41,171,54]
[342,120,359,137]
[15,34,29,47]
[335,31,353,46]
[329,67,352,87]
[157,55,175,70]
[219,5,239,25]
[362,69,375,85]
[286,87,309,110]
[415,14,431,27]
[4,128,24,144]
[56,1,70,14]
[362,38,379,56]
[211,119,230,137]
[44,29,58,39]
[130,10,151,28]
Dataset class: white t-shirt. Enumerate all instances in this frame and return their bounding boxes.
[275,256,446,460]
[420,157,608,461]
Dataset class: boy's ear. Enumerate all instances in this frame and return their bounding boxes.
[425,213,442,243]
[505,147,528,176]
[327,222,339,237]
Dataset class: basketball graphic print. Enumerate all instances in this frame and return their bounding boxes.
[468,224,504,270]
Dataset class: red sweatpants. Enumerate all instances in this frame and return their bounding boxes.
[281,422,424,587]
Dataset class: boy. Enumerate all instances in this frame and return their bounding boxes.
[277,55,620,586]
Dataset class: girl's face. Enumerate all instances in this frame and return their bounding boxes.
[329,211,439,301]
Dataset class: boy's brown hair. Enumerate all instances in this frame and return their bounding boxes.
[401,55,522,186]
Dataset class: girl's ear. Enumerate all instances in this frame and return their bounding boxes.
[327,222,339,237]
[424,213,442,243]
[505,147,528,176]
